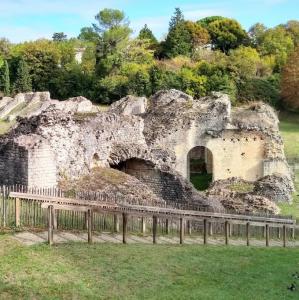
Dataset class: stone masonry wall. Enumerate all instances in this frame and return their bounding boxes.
[0,142,28,185]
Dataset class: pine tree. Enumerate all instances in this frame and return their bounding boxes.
[14,59,32,93]
[0,60,10,96]
[169,8,184,30]
[138,24,158,44]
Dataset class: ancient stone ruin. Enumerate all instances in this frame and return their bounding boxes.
[0,90,294,213]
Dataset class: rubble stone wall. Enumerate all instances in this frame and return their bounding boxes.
[0,142,28,185]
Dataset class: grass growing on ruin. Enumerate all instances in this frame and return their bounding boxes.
[0,234,298,299]
[190,173,212,191]
[228,182,255,193]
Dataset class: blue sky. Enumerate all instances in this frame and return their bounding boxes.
[0,0,298,43]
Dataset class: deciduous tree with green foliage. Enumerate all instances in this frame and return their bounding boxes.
[203,18,249,53]
[259,26,294,71]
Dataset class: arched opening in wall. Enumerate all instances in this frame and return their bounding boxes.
[110,158,155,178]
[187,146,213,191]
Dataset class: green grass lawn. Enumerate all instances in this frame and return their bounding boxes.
[279,111,299,219]
[0,235,298,299]
[279,111,299,158]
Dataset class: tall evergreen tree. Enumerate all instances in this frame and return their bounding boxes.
[162,8,192,58]
[138,24,158,44]
[0,60,10,96]
[14,59,32,93]
[169,7,184,30]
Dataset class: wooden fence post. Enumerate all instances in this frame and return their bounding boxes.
[246,222,250,246]
[114,214,119,233]
[165,219,170,235]
[291,226,295,239]
[277,227,281,239]
[265,224,269,247]
[87,209,93,244]
[15,198,20,227]
[180,218,184,244]
[84,211,88,230]
[229,223,232,237]
[141,217,146,234]
[48,205,54,246]
[225,221,229,245]
[203,219,208,245]
[186,220,191,235]
[53,209,57,230]
[209,222,213,236]
[283,225,287,248]
[153,215,157,244]
[122,213,128,244]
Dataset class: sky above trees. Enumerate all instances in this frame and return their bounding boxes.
[0,0,298,42]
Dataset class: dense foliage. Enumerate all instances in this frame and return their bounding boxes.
[0,8,298,108]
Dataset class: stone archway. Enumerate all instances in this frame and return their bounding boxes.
[187,146,213,191]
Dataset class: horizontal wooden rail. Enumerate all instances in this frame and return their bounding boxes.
[10,192,296,227]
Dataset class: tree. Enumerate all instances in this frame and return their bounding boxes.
[248,23,267,47]
[285,20,299,46]
[78,27,99,43]
[184,21,210,49]
[93,9,132,76]
[169,8,184,30]
[281,46,299,109]
[197,16,225,28]
[138,24,158,45]
[12,40,68,92]
[204,18,249,53]
[229,46,261,79]
[260,26,294,71]
[52,32,67,42]
[162,9,195,58]
[0,60,10,95]
[0,38,11,58]
[14,58,32,93]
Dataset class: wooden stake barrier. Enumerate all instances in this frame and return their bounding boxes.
[15,198,20,227]
[180,218,184,244]
[153,215,157,244]
[203,219,208,245]
[165,219,169,234]
[48,205,54,245]
[246,222,250,246]
[114,214,119,233]
[122,213,128,244]
[283,225,286,248]
[87,209,93,244]
[225,221,229,245]
[209,222,213,236]
[265,224,269,247]
[187,220,191,235]
[141,217,146,234]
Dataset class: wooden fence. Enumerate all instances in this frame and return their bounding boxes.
[7,188,298,248]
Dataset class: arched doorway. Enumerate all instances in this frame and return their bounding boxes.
[187,146,213,191]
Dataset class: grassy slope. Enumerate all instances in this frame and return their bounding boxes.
[0,235,298,299]
[279,111,299,219]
